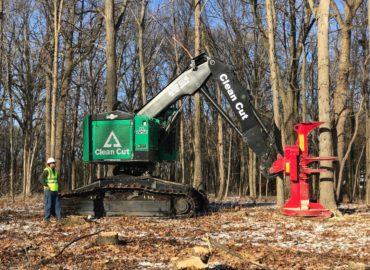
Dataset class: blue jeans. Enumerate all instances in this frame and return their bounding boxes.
[44,189,61,221]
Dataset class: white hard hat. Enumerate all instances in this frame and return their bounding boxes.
[47,157,56,164]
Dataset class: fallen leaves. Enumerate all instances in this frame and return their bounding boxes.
[0,195,369,269]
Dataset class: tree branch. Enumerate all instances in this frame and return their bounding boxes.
[307,0,318,18]
[41,230,104,265]
[203,236,271,270]
[330,0,343,26]
[114,0,129,31]
[352,0,365,17]
[249,0,267,39]
[336,97,365,199]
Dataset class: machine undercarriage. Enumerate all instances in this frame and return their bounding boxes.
[61,174,208,218]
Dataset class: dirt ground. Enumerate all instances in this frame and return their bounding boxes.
[0,195,368,270]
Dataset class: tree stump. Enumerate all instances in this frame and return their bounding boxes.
[192,246,211,263]
[96,232,118,245]
[348,262,370,270]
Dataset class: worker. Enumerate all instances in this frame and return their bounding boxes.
[39,157,61,223]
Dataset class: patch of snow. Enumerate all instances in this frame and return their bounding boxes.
[138,261,168,269]
[313,224,326,233]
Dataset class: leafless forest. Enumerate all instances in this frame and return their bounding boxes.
[0,0,369,269]
[1,0,369,206]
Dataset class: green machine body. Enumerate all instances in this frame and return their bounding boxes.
[83,110,177,164]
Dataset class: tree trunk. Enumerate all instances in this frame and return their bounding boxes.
[193,0,203,189]
[105,0,117,111]
[45,62,52,159]
[239,140,246,197]
[352,145,364,201]
[224,130,233,199]
[9,81,14,201]
[216,84,225,200]
[248,148,256,198]
[28,132,40,194]
[0,0,3,82]
[301,46,307,122]
[333,27,350,185]
[282,0,299,146]
[138,0,148,105]
[50,0,63,158]
[45,20,53,160]
[69,0,85,190]
[22,140,28,198]
[332,1,362,199]
[366,0,370,205]
[55,1,75,171]
[70,66,82,190]
[258,171,262,198]
[171,0,185,184]
[366,114,370,204]
[104,0,118,178]
[337,98,364,200]
[309,0,337,210]
[4,39,15,201]
[265,177,270,198]
[22,130,34,197]
[265,0,285,207]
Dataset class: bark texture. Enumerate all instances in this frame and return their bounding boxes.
[309,0,337,210]
[366,0,370,205]
[105,0,117,111]
[193,0,203,189]
[265,0,285,206]
[50,0,63,157]
[138,0,148,106]
[331,0,363,200]
[55,1,75,171]
[216,84,225,200]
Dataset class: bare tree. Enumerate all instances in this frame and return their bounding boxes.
[366,0,370,205]
[224,130,233,199]
[301,47,307,121]
[171,0,186,184]
[216,83,225,199]
[2,1,15,201]
[331,0,364,200]
[264,0,285,206]
[136,0,148,105]
[309,0,337,211]
[193,0,203,189]
[55,0,76,170]
[105,0,117,111]
[249,0,313,206]
[0,0,3,83]
[50,0,64,158]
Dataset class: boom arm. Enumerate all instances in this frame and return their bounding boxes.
[137,53,279,172]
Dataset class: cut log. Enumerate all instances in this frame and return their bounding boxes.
[96,232,119,245]
[171,256,208,270]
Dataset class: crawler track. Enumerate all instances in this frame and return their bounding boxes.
[60,175,208,218]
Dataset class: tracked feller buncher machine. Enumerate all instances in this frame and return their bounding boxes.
[61,53,279,218]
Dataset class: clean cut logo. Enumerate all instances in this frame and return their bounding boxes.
[219,74,249,120]
[103,131,122,148]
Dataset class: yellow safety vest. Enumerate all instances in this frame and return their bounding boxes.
[44,167,59,192]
